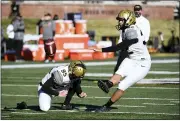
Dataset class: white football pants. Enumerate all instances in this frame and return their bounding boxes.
[38,85,68,111]
[115,57,151,91]
[38,85,52,111]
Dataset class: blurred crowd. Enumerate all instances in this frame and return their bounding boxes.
[1,2,179,62]
[1,13,25,62]
[147,30,180,53]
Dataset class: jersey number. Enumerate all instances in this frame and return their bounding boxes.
[61,69,67,77]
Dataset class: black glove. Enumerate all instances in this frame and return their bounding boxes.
[61,104,73,110]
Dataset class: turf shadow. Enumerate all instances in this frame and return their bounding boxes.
[53,103,118,112]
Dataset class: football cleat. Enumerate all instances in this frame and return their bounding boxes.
[95,106,111,112]
[61,104,73,110]
[97,80,109,93]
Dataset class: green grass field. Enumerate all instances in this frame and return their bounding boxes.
[1,54,179,120]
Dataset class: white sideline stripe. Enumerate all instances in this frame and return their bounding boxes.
[1,59,179,69]
[2,84,179,90]
[143,103,176,106]
[1,94,179,101]
[10,110,179,116]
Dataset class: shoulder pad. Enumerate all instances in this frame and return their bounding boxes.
[125,28,138,41]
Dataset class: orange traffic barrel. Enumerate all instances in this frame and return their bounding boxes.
[75,20,87,34]
[55,20,65,34]
[64,20,75,34]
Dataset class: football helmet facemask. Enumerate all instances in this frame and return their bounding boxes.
[68,60,86,79]
[115,10,136,31]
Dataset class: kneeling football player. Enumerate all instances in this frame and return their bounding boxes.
[38,60,87,111]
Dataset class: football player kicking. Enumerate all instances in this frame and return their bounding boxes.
[38,60,87,111]
[91,10,151,112]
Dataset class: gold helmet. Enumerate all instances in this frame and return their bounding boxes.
[115,10,136,31]
[69,60,86,79]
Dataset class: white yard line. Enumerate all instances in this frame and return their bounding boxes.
[1,71,179,76]
[102,112,179,116]
[86,72,179,77]
[75,105,146,109]
[113,105,146,108]
[170,101,180,103]
[129,86,179,90]
[143,103,176,106]
[1,115,11,118]
[1,94,179,101]
[1,76,179,84]
[1,59,179,69]
[1,84,179,90]
[2,106,179,116]
[1,108,30,111]
[11,112,46,115]
[9,110,179,116]
[148,71,179,74]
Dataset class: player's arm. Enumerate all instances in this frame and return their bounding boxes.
[73,79,87,98]
[66,79,86,98]
[61,79,86,110]
[98,29,138,52]
[62,86,76,106]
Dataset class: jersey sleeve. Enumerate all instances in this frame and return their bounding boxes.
[62,79,82,105]
[74,80,82,96]
[102,28,138,52]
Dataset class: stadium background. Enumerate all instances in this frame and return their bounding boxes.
[1,1,178,19]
